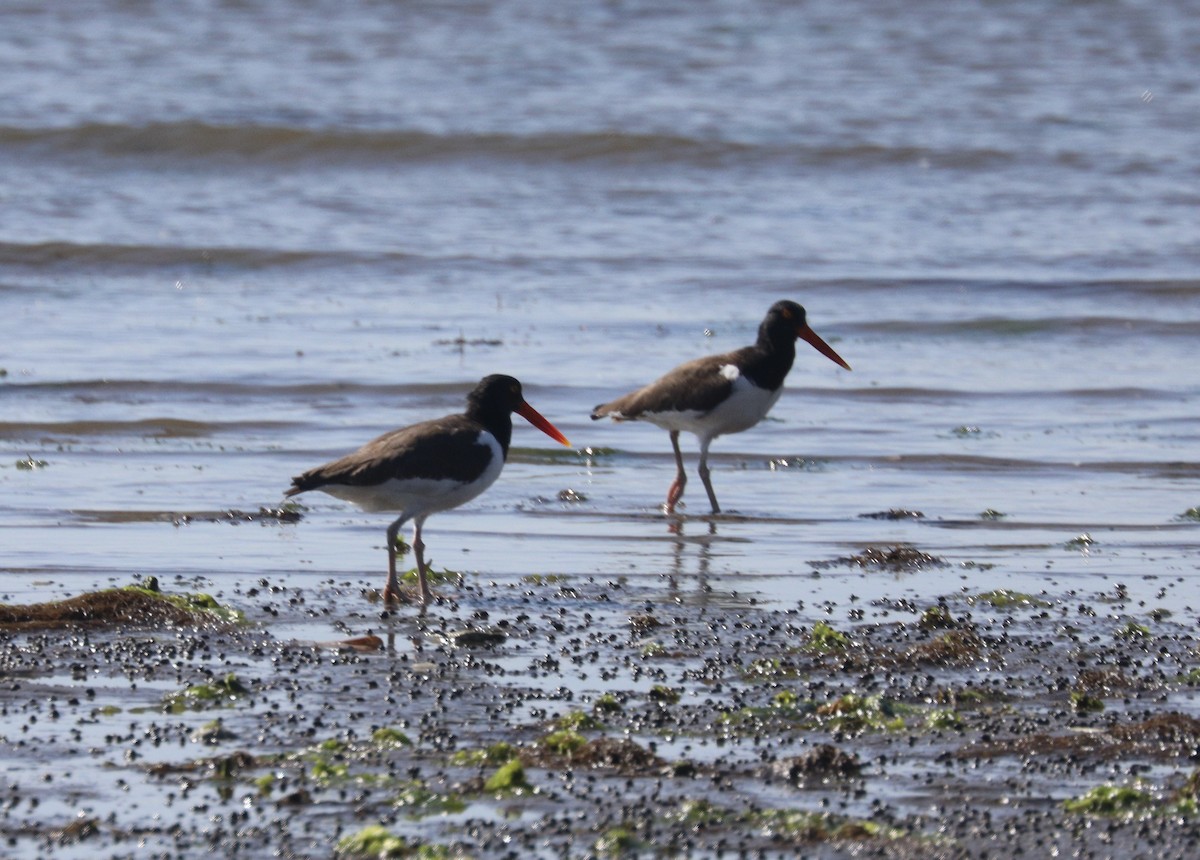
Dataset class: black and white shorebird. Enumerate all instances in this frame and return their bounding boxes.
[286,375,571,607]
[591,300,850,514]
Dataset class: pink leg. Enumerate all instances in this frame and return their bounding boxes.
[665,431,687,513]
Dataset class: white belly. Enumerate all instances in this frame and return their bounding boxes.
[641,377,781,440]
[320,433,505,518]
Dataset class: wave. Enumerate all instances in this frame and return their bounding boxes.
[796,276,1200,301]
[4,378,1183,405]
[0,417,273,439]
[842,315,1200,337]
[0,378,503,400]
[0,240,332,271]
[0,120,1018,170]
[826,385,1183,402]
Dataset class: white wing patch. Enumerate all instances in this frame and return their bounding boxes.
[719,364,740,381]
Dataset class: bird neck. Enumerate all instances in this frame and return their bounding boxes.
[466,404,514,457]
[747,325,796,389]
[757,319,797,359]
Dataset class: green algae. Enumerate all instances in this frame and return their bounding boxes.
[640,641,668,658]
[918,605,955,630]
[721,693,916,737]
[670,798,732,828]
[151,588,245,624]
[292,735,415,788]
[1116,620,1151,640]
[372,727,412,748]
[483,759,531,794]
[334,826,463,859]
[703,804,910,844]
[924,708,964,730]
[807,620,849,652]
[392,781,467,817]
[592,694,623,716]
[540,729,587,756]
[0,581,244,630]
[1063,784,1154,817]
[309,759,352,784]
[649,685,681,704]
[814,694,909,734]
[664,798,915,847]
[931,686,1008,708]
[594,826,641,857]
[522,573,569,585]
[554,710,603,732]
[772,690,800,709]
[161,673,248,714]
[191,718,238,745]
[398,565,461,589]
[450,742,518,768]
[968,589,1051,609]
[509,444,607,465]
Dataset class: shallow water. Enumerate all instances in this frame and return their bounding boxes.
[3,0,1199,622]
[2,0,1198,640]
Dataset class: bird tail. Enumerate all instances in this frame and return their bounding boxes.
[284,471,322,496]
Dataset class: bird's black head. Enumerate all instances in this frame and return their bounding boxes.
[467,374,572,449]
[761,299,851,370]
[760,300,808,346]
[467,374,525,416]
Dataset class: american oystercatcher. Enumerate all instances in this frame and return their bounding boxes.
[591,300,850,514]
[286,375,571,607]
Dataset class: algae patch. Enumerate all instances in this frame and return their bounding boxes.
[0,581,243,630]
[334,825,466,859]
[1063,785,1154,817]
[161,673,249,713]
[483,759,532,794]
[817,544,947,571]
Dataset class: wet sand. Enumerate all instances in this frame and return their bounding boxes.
[4,533,1200,859]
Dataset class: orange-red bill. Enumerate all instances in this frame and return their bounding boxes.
[798,325,852,371]
[516,401,572,447]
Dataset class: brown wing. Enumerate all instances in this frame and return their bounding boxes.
[592,350,752,420]
[286,415,495,494]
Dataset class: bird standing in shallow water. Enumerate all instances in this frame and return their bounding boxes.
[591,300,850,514]
[286,375,571,608]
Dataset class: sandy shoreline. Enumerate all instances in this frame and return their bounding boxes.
[4,556,1200,859]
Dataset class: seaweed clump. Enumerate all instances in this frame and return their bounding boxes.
[819,545,946,571]
[0,582,242,631]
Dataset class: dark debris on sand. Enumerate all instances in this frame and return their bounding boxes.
[818,544,948,571]
[3,576,1200,858]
